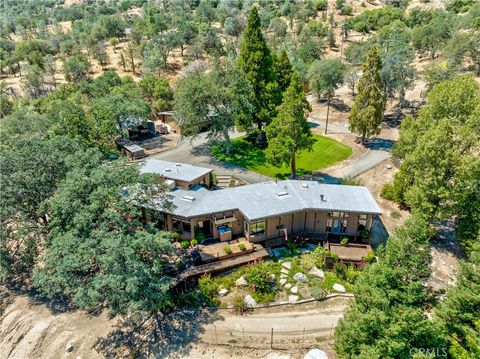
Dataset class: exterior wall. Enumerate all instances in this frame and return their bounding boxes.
[170,172,212,189]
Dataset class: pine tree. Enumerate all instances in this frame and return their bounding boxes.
[265,71,313,179]
[238,7,275,133]
[348,45,385,144]
[272,49,293,94]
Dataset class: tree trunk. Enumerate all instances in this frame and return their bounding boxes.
[291,151,296,179]
[325,97,331,135]
[223,128,231,155]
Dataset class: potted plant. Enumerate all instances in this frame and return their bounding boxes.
[340,237,349,246]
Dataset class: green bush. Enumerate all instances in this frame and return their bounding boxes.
[312,0,328,11]
[341,237,349,245]
[233,295,245,312]
[349,7,404,33]
[224,246,232,255]
[334,263,361,284]
[190,239,198,246]
[252,290,276,304]
[238,243,246,250]
[244,264,273,293]
[362,250,376,263]
[198,274,220,307]
[174,289,202,308]
[172,231,182,240]
[341,5,353,15]
[180,240,190,249]
[311,286,328,300]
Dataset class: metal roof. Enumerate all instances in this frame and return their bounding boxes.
[140,159,213,183]
[123,144,145,154]
[154,180,382,221]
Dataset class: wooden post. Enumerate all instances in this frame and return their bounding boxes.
[243,327,245,348]
[302,327,306,349]
[214,324,218,345]
[270,328,274,349]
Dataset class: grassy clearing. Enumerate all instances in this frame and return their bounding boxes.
[211,134,352,179]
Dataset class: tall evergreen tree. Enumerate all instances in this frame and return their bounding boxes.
[265,71,313,179]
[272,49,293,94]
[238,7,276,134]
[348,45,385,144]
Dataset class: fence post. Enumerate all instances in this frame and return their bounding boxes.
[270,328,274,349]
[302,327,306,349]
[214,324,218,345]
[243,327,245,348]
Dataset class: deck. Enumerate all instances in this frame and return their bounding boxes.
[198,238,254,263]
[325,242,372,262]
[176,244,269,282]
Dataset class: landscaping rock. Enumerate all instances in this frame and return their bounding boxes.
[280,273,288,278]
[332,283,346,293]
[293,272,308,283]
[218,288,229,297]
[304,348,329,359]
[308,267,325,279]
[288,295,299,303]
[281,268,289,275]
[236,276,248,287]
[66,341,73,352]
[282,261,292,270]
[284,283,292,289]
[279,278,287,286]
[269,274,276,281]
[244,294,257,308]
[291,286,298,294]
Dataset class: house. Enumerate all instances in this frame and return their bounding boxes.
[146,177,382,251]
[123,144,147,161]
[140,159,213,189]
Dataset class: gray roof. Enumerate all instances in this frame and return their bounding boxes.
[154,180,382,221]
[140,159,213,183]
[124,144,145,154]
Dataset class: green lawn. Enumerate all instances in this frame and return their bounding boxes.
[211,134,352,179]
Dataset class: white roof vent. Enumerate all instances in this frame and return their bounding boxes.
[182,195,195,202]
[276,191,289,197]
[301,183,308,189]
[164,168,172,172]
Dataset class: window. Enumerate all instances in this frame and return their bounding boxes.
[182,221,191,233]
[328,212,349,218]
[249,220,266,237]
[172,218,191,232]
[342,219,348,233]
[358,214,368,231]
[326,218,333,232]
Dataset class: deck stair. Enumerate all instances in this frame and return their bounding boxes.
[216,175,232,189]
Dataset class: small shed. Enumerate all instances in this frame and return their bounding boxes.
[123,144,147,161]
[158,111,174,124]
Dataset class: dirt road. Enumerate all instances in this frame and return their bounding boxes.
[0,290,350,359]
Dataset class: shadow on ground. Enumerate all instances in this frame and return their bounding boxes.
[298,172,341,184]
[370,216,389,250]
[94,309,222,358]
[365,138,395,151]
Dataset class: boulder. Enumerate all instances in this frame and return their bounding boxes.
[281,268,289,275]
[288,295,299,303]
[284,283,292,289]
[308,267,325,279]
[66,341,74,352]
[244,294,257,308]
[304,348,329,359]
[279,278,287,286]
[218,288,229,297]
[332,283,346,293]
[293,272,308,283]
[290,286,298,294]
[235,276,248,287]
[269,274,276,281]
[282,261,292,270]
[280,273,288,278]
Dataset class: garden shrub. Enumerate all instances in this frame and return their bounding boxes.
[238,243,245,250]
[363,250,376,263]
[348,7,404,33]
[174,289,202,308]
[198,274,220,306]
[252,290,276,304]
[180,240,190,249]
[334,263,361,284]
[190,239,198,246]
[311,286,328,300]
[341,5,353,15]
[321,272,352,292]
[224,246,232,254]
[233,295,245,312]
[244,263,273,293]
[341,237,349,245]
